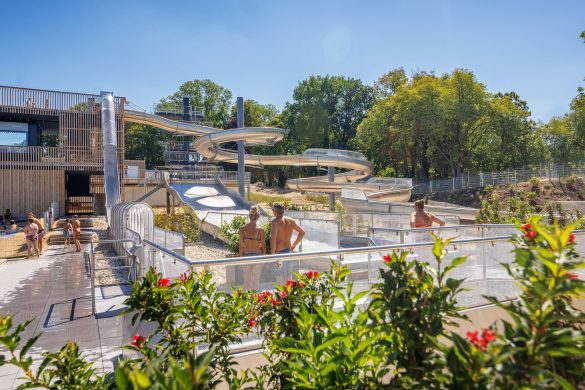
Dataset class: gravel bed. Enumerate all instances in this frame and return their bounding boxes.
[184,232,231,285]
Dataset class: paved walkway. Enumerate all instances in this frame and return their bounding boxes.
[0,245,128,389]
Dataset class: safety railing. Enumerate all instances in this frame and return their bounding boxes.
[368,224,518,245]
[153,227,185,255]
[134,230,585,308]
[198,210,340,252]
[89,239,139,315]
[286,210,461,236]
[166,169,251,184]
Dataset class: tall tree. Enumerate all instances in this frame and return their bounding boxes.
[158,79,233,128]
[225,99,279,128]
[373,68,408,98]
[124,123,169,169]
[355,69,541,178]
[282,75,376,150]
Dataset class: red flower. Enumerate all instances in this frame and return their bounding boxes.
[521,223,531,231]
[158,278,171,288]
[524,230,537,240]
[568,233,576,245]
[285,280,297,289]
[482,328,496,343]
[248,317,257,327]
[257,290,273,304]
[305,271,319,279]
[299,281,305,288]
[270,298,278,306]
[179,272,188,284]
[130,335,146,348]
[383,254,392,263]
[280,290,288,299]
[566,272,579,280]
[467,329,496,350]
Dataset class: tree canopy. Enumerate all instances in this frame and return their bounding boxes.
[157,79,233,128]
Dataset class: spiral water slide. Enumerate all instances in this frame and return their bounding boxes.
[123,109,413,201]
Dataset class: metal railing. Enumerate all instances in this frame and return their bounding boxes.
[166,169,251,184]
[368,224,518,245]
[286,210,461,236]
[89,239,138,315]
[413,161,585,194]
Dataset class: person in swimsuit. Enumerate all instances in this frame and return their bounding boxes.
[71,215,82,252]
[3,209,13,230]
[239,206,266,290]
[270,202,305,283]
[270,202,305,255]
[28,213,45,255]
[62,218,73,249]
[24,218,40,258]
[410,199,446,228]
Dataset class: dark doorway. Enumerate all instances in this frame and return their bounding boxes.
[66,172,93,215]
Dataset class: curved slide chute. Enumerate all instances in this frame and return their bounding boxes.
[123,109,412,201]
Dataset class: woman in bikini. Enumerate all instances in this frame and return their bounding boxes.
[24,217,40,258]
[410,199,446,228]
[239,206,265,290]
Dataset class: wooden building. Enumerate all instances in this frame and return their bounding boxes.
[0,85,126,218]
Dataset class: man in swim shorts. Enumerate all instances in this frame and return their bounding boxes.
[270,202,305,254]
[28,213,46,255]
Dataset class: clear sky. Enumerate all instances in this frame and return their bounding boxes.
[1,0,583,122]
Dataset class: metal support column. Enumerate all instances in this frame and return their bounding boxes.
[182,96,191,163]
[328,166,335,211]
[237,97,246,198]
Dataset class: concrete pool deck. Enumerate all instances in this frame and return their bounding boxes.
[0,245,128,389]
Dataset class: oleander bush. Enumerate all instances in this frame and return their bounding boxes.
[0,220,583,388]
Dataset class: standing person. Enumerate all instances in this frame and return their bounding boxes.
[410,199,446,228]
[62,218,73,250]
[270,202,305,254]
[28,213,46,255]
[71,215,82,252]
[239,206,266,290]
[24,217,40,258]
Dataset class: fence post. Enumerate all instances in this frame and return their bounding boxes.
[452,177,455,191]
[90,240,96,316]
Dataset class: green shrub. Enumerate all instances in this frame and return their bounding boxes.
[154,206,199,242]
[529,176,540,188]
[445,218,585,388]
[567,173,579,190]
[377,166,396,177]
[220,215,248,254]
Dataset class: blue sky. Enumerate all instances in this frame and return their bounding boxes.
[1,0,583,122]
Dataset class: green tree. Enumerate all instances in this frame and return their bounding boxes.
[282,75,376,150]
[226,99,279,128]
[373,67,408,98]
[158,79,233,128]
[124,123,169,169]
[355,69,542,178]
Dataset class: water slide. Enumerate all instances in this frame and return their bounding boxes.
[123,109,481,220]
[124,109,412,201]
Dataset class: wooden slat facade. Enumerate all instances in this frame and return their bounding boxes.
[0,85,126,218]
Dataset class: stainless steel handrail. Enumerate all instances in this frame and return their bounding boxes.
[142,235,517,268]
[369,224,515,233]
[89,238,138,315]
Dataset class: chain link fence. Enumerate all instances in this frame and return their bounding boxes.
[412,161,585,194]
